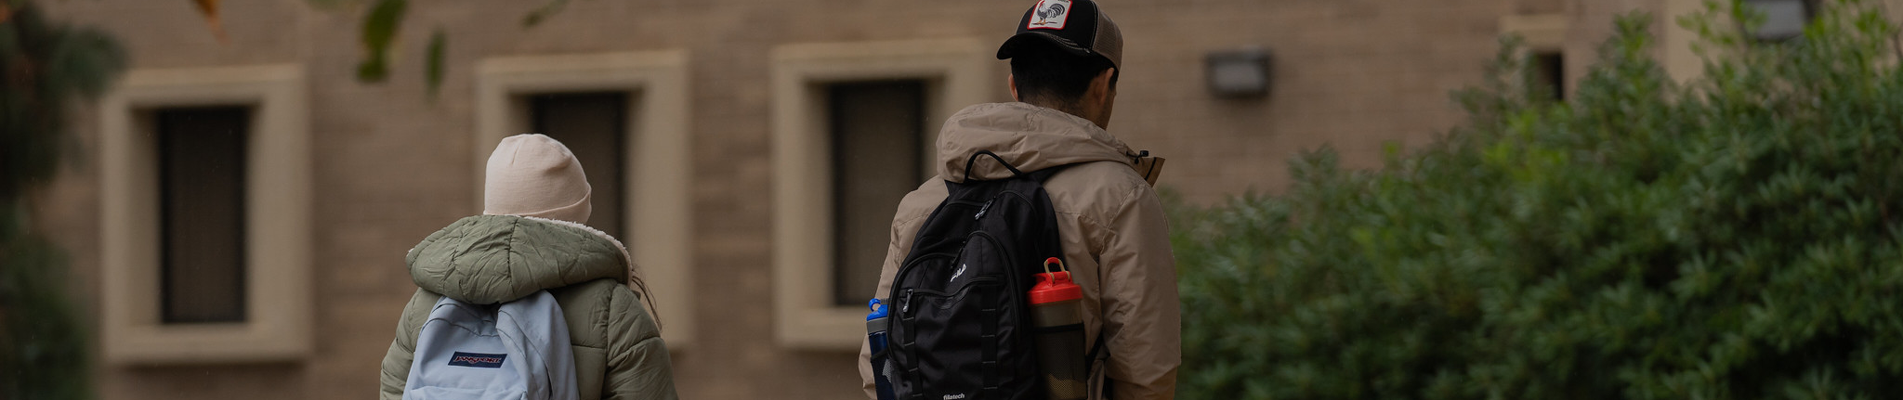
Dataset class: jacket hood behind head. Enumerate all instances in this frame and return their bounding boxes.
[407,215,630,304]
[936,102,1138,182]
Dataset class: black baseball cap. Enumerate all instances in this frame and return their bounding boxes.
[996,0,1124,70]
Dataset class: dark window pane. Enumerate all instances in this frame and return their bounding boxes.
[532,92,630,240]
[1744,0,1812,41]
[1534,51,1564,101]
[830,81,927,306]
[158,106,249,324]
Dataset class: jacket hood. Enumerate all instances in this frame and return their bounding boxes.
[936,102,1139,182]
[407,214,631,304]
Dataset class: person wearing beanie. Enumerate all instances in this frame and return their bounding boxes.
[380,134,678,400]
[482,134,594,224]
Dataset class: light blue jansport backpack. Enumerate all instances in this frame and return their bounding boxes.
[404,290,579,400]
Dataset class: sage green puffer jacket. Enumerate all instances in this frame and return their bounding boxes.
[378,215,677,400]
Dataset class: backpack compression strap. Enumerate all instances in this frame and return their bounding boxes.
[962,150,1025,181]
[963,149,1072,184]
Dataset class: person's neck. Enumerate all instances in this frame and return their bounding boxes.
[1023,99,1097,127]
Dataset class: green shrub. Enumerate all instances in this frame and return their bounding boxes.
[1173,1,1903,399]
[1,3,124,399]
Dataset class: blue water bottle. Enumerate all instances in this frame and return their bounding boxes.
[867,299,896,400]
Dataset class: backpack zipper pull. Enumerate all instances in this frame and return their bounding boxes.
[901,289,915,313]
[974,198,995,220]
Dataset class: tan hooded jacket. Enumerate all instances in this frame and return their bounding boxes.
[859,102,1181,400]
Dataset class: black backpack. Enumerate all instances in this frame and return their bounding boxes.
[882,150,1069,400]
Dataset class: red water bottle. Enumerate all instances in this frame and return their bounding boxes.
[1029,257,1087,400]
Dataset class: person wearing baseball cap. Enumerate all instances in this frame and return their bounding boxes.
[996,0,1124,129]
[860,1,1180,399]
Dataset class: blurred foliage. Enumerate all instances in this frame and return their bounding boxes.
[0,2,124,399]
[187,0,574,96]
[1170,1,1903,398]
[190,0,226,42]
[355,0,405,83]
[520,0,571,28]
[425,27,444,99]
[341,0,565,96]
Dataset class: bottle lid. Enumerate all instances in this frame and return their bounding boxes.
[867,298,888,320]
[1029,271,1082,304]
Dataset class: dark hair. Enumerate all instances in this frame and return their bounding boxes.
[1010,48,1118,109]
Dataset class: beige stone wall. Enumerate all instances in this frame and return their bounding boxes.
[27,0,1682,399]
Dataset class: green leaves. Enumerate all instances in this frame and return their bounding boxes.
[1173,1,1903,399]
[351,0,444,100]
[425,27,444,98]
[0,3,120,400]
[343,0,569,98]
[355,0,404,82]
[521,0,570,27]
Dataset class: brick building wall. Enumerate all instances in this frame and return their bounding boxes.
[26,0,1685,399]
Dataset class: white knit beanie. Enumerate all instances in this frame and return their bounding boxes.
[483,134,592,224]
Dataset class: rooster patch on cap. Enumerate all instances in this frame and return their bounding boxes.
[1028,0,1071,29]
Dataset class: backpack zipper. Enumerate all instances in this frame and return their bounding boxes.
[901,277,1002,313]
[889,253,953,313]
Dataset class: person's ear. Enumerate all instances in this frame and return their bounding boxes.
[1009,73,1020,101]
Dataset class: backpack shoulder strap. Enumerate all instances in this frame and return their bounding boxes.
[497,291,579,400]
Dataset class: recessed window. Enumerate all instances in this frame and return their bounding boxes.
[827,80,929,307]
[1499,14,1569,102]
[156,106,251,324]
[101,64,310,365]
[532,92,631,239]
[770,39,989,349]
[1532,51,1564,101]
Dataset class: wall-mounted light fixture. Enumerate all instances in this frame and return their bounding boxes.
[1205,47,1271,99]
[1743,0,1811,41]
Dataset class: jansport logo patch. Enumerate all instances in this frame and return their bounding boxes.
[447,352,507,368]
[1027,0,1071,30]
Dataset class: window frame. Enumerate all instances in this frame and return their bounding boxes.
[99,64,312,365]
[770,39,992,350]
[474,51,695,348]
